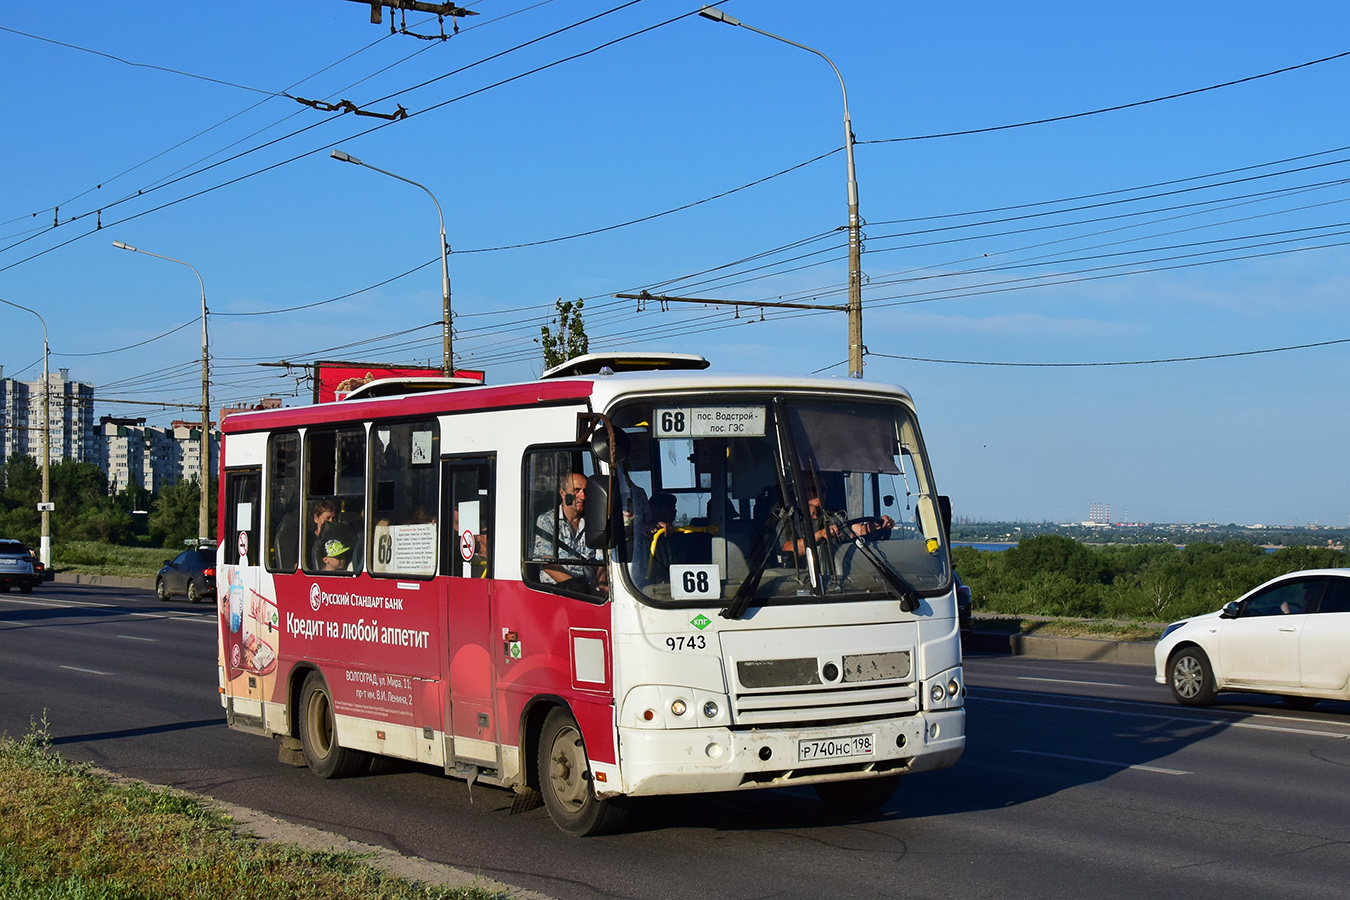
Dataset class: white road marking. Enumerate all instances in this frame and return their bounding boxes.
[118,635,157,642]
[1018,676,1130,687]
[977,695,1350,739]
[1014,749,1191,776]
[130,612,215,624]
[0,595,212,623]
[0,596,112,609]
[59,665,115,676]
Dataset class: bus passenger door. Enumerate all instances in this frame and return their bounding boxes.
[441,457,498,767]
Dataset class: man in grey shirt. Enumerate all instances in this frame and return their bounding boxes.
[533,471,606,595]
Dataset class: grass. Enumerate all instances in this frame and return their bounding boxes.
[973,614,1164,643]
[50,542,176,578]
[0,718,508,900]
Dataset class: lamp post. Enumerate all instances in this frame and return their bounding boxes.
[112,241,211,545]
[330,149,454,375]
[698,6,864,378]
[0,297,51,567]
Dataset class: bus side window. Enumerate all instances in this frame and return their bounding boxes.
[224,468,260,566]
[522,448,606,600]
[305,426,366,575]
[441,457,493,578]
[369,420,440,578]
[267,432,300,572]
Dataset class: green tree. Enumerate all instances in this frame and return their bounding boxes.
[539,297,589,369]
[1001,534,1110,586]
[0,455,41,543]
[148,477,208,548]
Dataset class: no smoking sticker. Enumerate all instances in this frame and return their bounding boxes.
[459,529,475,562]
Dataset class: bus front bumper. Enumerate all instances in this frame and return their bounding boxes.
[607,708,965,798]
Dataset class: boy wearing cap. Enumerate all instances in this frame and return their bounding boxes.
[320,523,357,572]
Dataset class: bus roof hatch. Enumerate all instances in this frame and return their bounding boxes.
[540,352,710,379]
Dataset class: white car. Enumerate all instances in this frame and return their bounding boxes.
[1155,569,1350,708]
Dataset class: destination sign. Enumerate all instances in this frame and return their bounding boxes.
[652,406,766,438]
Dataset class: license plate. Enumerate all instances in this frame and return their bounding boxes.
[798,733,874,762]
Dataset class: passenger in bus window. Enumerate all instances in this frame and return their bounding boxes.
[646,492,678,538]
[321,524,356,572]
[533,472,606,595]
[308,498,337,570]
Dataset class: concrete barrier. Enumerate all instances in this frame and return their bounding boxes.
[51,572,157,591]
[967,630,1156,666]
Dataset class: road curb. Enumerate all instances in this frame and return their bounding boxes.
[967,631,1156,666]
[92,767,555,900]
[216,798,556,900]
[51,572,157,590]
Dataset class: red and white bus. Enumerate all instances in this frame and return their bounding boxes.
[215,353,965,835]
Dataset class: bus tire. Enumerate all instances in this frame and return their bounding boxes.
[814,773,900,815]
[299,672,368,778]
[538,707,628,836]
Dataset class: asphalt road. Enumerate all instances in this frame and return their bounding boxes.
[4,584,1349,900]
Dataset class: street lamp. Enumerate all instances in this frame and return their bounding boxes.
[0,296,51,567]
[112,241,212,545]
[698,6,865,378]
[330,149,454,375]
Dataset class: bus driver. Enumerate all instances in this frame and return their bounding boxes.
[533,472,607,596]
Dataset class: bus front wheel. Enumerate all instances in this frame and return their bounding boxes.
[299,672,368,778]
[538,707,629,836]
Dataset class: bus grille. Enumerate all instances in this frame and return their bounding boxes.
[722,629,920,727]
[731,682,919,726]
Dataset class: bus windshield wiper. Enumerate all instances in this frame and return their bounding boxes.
[722,510,788,621]
[822,509,920,612]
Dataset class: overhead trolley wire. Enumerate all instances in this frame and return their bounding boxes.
[861,49,1350,144]
[0,2,693,275]
[867,339,1350,368]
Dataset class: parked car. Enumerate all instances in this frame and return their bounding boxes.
[0,539,40,593]
[954,572,973,642]
[1155,569,1350,708]
[156,545,216,603]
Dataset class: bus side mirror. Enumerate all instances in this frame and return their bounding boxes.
[583,474,613,550]
[588,427,629,466]
[938,495,952,542]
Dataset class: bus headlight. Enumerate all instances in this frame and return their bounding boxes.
[930,683,945,704]
[702,700,719,718]
[671,699,688,717]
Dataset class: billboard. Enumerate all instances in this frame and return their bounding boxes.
[314,360,486,404]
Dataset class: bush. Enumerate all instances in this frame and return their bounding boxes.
[955,539,1346,623]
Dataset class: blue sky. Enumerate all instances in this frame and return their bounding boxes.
[1,1,1347,526]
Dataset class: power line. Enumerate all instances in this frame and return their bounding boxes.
[0,24,284,96]
[0,3,694,275]
[867,338,1350,368]
[861,49,1350,144]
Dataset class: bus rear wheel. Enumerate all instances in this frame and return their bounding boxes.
[814,773,900,815]
[538,707,629,836]
[299,672,368,778]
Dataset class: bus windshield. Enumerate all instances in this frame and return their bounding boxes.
[610,395,949,610]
